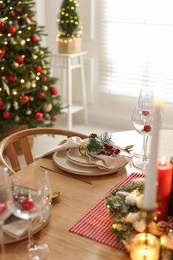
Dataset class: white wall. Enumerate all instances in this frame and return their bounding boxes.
[35,0,173,131]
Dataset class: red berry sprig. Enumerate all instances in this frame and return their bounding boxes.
[97,143,120,156]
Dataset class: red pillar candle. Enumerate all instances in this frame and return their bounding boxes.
[157,157,173,220]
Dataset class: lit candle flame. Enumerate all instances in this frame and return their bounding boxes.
[161,156,166,166]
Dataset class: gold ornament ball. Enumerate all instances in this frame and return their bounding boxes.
[42,102,52,112]
[20,39,26,46]
[42,85,48,91]
[10,38,17,45]
[13,62,19,68]
[29,96,34,101]
[26,109,32,115]
[13,101,19,109]
[14,115,20,122]
[24,81,32,89]
[30,72,36,80]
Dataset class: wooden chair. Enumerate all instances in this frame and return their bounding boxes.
[0,127,88,174]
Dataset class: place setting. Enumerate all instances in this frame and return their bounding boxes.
[36,132,133,177]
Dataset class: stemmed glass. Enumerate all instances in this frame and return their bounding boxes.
[11,163,51,259]
[132,88,154,170]
[0,167,14,260]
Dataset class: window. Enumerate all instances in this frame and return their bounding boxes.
[99,0,173,103]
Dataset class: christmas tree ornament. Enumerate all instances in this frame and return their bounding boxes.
[8,74,16,82]
[16,55,24,64]
[0,45,6,60]
[34,112,43,120]
[10,11,15,17]
[30,34,38,42]
[23,81,32,89]
[30,71,36,80]
[42,75,47,82]
[10,37,17,45]
[20,39,26,46]
[42,102,52,112]
[17,7,23,13]
[35,65,42,73]
[0,99,4,109]
[52,115,57,122]
[39,92,45,99]
[26,109,31,115]
[50,86,58,95]
[0,22,4,29]
[2,111,10,119]
[13,101,19,109]
[42,85,48,91]
[7,26,17,34]
[20,95,29,104]
[14,115,20,122]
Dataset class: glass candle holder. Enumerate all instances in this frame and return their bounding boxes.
[130,233,160,260]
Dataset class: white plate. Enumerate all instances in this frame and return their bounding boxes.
[52,150,132,176]
[1,205,51,244]
[66,148,97,168]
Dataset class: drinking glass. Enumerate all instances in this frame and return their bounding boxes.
[12,164,51,260]
[0,167,14,260]
[132,106,154,170]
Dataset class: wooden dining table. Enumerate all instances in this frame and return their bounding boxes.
[4,129,173,260]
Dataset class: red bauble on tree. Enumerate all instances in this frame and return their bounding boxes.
[30,34,38,42]
[20,95,29,104]
[10,11,15,17]
[50,86,58,95]
[35,65,42,73]
[39,92,45,99]
[42,76,47,82]
[0,100,4,109]
[2,111,10,119]
[7,26,17,34]
[17,7,23,13]
[52,115,57,122]
[0,45,6,60]
[16,56,24,64]
[34,112,43,120]
[0,22,4,29]
[8,74,16,82]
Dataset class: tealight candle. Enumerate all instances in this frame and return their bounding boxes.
[157,156,173,220]
[130,233,160,260]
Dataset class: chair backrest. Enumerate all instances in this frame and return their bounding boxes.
[0,127,88,174]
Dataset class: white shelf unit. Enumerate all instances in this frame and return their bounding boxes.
[50,52,88,130]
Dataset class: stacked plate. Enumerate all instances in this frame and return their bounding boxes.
[52,146,132,176]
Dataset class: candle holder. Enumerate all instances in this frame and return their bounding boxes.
[130,208,160,260]
[130,233,160,260]
[140,208,158,232]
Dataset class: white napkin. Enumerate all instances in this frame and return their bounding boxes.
[35,136,83,160]
[86,152,130,170]
[3,219,28,238]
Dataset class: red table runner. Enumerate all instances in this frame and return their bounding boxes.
[69,173,144,251]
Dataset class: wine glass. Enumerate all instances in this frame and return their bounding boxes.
[132,106,154,170]
[133,88,154,159]
[11,163,51,259]
[132,88,155,170]
[0,167,14,260]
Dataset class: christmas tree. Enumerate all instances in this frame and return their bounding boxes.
[0,0,62,136]
[57,0,82,39]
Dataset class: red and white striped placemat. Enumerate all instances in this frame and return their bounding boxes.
[69,173,144,251]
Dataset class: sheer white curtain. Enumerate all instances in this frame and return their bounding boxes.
[99,0,173,103]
